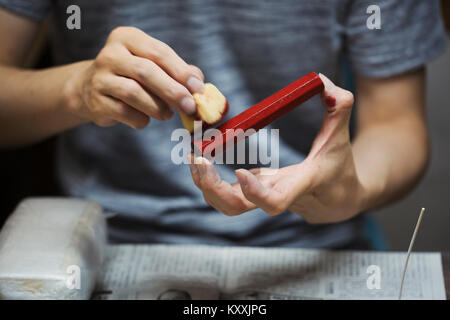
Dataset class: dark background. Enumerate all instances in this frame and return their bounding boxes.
[0,37,58,228]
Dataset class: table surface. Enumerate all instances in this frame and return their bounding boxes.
[441,253,450,300]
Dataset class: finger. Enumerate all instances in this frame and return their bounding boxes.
[98,95,150,129]
[318,73,354,118]
[236,169,308,216]
[194,157,255,216]
[189,64,205,82]
[101,74,173,121]
[308,74,355,156]
[109,27,205,94]
[108,52,196,115]
[187,153,201,187]
[235,169,269,200]
[236,169,285,216]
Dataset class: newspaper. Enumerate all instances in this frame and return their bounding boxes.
[92,245,446,300]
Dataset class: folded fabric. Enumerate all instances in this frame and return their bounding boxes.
[0,198,106,299]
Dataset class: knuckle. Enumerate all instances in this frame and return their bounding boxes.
[166,85,187,102]
[91,73,107,92]
[341,90,354,108]
[177,67,194,82]
[121,81,140,101]
[149,43,191,81]
[110,26,125,37]
[266,203,285,216]
[190,65,204,81]
[133,59,154,81]
[147,46,165,64]
[167,62,192,82]
[108,26,132,41]
[95,47,116,68]
[152,41,172,61]
[138,38,170,64]
[135,116,150,129]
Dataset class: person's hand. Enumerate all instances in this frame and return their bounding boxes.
[189,74,368,224]
[65,26,205,129]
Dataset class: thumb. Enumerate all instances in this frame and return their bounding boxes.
[309,73,355,157]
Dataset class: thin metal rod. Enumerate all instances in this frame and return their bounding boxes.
[398,208,426,300]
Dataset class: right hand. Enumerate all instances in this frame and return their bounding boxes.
[66,26,205,129]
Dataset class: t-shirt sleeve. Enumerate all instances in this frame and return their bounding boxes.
[0,0,51,21]
[345,0,448,78]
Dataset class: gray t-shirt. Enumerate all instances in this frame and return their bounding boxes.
[1,0,446,248]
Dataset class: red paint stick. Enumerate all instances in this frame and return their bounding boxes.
[192,72,324,157]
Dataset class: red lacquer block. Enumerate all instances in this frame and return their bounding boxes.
[192,72,324,157]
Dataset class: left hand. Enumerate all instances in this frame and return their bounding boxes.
[188,74,368,224]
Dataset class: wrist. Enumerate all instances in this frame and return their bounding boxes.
[355,170,386,213]
[62,60,92,123]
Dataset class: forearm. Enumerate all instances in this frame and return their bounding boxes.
[0,61,90,148]
[352,116,429,211]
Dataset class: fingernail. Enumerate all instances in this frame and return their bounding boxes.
[318,73,336,92]
[180,96,196,115]
[190,163,198,174]
[194,157,206,175]
[194,156,203,165]
[186,76,204,94]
